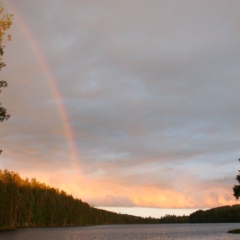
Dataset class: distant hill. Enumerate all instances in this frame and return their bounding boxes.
[159,205,240,224]
[189,205,240,223]
[0,169,158,230]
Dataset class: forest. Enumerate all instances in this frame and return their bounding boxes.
[189,205,240,223]
[0,169,240,230]
[159,205,240,224]
[0,169,158,230]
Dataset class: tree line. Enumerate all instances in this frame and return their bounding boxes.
[159,205,240,224]
[1,169,240,229]
[0,169,159,230]
[189,205,240,223]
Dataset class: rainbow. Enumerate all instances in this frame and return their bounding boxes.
[6,2,81,171]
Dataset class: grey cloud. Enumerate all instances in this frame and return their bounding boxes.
[1,0,239,208]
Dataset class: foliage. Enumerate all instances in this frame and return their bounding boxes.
[233,159,240,199]
[0,3,13,154]
[0,169,159,229]
[1,168,240,229]
[158,207,240,224]
[159,214,189,224]
[189,205,240,223]
[228,229,240,234]
[0,3,13,69]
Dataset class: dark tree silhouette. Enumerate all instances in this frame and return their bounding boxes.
[233,159,240,199]
[0,170,159,229]
[0,81,10,122]
[0,3,13,154]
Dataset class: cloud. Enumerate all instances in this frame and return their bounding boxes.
[19,167,235,209]
[1,0,239,209]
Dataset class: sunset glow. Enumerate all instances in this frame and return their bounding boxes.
[1,0,239,218]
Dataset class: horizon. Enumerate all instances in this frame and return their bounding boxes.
[97,207,203,218]
[1,0,239,218]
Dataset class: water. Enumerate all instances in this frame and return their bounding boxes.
[0,223,239,240]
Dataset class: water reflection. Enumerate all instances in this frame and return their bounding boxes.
[0,223,239,240]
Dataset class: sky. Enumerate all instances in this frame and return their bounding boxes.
[0,0,239,218]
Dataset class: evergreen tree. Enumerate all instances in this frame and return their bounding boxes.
[0,169,159,229]
[233,159,240,199]
[189,205,240,223]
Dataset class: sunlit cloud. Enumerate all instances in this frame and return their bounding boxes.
[0,0,239,215]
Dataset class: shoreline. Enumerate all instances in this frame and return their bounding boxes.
[1,223,240,233]
[228,229,240,234]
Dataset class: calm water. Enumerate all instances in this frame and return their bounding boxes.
[0,223,239,240]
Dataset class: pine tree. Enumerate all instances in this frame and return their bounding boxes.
[233,159,240,199]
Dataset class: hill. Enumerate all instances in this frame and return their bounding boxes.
[159,205,240,224]
[0,169,158,230]
[189,205,240,223]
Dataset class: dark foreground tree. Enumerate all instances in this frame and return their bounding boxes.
[0,170,159,229]
[0,3,13,153]
[233,159,240,199]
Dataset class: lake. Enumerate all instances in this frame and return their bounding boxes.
[0,223,239,240]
